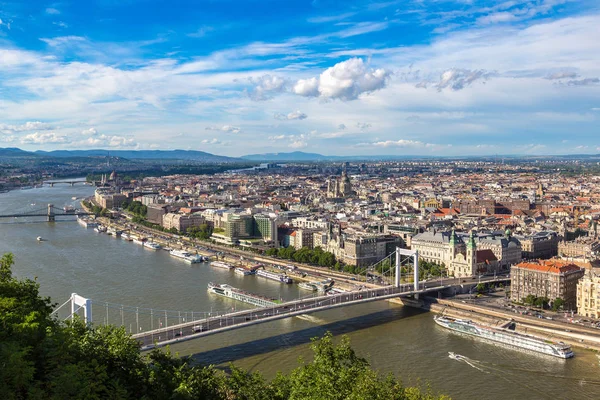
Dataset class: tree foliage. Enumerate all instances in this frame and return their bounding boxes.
[0,252,449,400]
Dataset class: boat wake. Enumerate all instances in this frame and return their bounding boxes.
[448,352,489,373]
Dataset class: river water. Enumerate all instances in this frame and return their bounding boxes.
[1,184,599,399]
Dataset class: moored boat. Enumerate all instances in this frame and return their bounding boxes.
[256,268,293,284]
[210,261,234,270]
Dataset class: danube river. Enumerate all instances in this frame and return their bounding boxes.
[1,184,599,399]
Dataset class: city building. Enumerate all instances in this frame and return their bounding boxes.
[410,230,480,277]
[342,234,401,267]
[475,230,522,269]
[558,236,600,261]
[146,203,169,225]
[520,231,559,260]
[577,270,600,319]
[510,260,584,309]
[162,213,205,233]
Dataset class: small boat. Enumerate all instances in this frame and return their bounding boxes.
[71,196,78,200]
[36,236,43,241]
[448,352,465,361]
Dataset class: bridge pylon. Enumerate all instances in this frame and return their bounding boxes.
[71,293,93,324]
[47,204,55,222]
[395,247,419,290]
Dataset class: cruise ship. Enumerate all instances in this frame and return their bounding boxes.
[256,269,293,284]
[169,249,206,264]
[207,282,278,307]
[210,261,234,270]
[434,315,574,359]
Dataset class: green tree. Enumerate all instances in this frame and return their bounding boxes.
[524,294,536,305]
[552,297,565,311]
[475,283,486,294]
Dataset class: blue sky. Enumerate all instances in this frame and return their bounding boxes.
[0,0,599,156]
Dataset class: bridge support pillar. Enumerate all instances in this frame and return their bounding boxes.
[47,204,55,222]
[70,182,74,186]
[413,250,419,291]
[71,293,93,324]
[50,183,54,187]
[395,247,400,287]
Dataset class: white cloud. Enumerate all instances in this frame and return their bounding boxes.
[289,140,308,148]
[205,125,241,133]
[293,58,390,100]
[201,138,222,145]
[45,8,60,15]
[268,135,287,140]
[53,21,69,29]
[355,122,371,130]
[21,132,68,144]
[367,139,437,148]
[337,123,346,130]
[247,74,288,100]
[76,134,136,148]
[81,128,98,136]
[274,110,307,120]
[0,121,54,134]
[434,68,494,91]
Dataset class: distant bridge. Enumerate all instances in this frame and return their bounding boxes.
[43,180,90,187]
[0,204,93,221]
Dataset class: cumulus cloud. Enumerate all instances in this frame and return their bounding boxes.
[567,78,600,86]
[246,74,288,100]
[77,134,136,148]
[355,122,371,130]
[369,139,436,148]
[45,8,60,15]
[81,127,98,136]
[205,125,241,133]
[268,134,286,140]
[289,140,308,148]
[0,121,54,134]
[21,132,68,144]
[434,68,494,91]
[274,110,307,120]
[201,138,222,145]
[337,124,346,130]
[293,58,390,100]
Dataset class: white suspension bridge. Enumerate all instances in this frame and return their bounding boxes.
[50,248,510,351]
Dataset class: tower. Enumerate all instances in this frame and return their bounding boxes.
[448,229,457,259]
[467,230,477,274]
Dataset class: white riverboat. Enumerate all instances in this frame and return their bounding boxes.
[169,249,205,264]
[210,261,234,270]
[207,282,278,307]
[143,242,161,250]
[234,267,255,276]
[77,216,98,229]
[434,315,574,359]
[256,268,293,284]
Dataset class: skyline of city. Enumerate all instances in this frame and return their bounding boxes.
[0,0,599,156]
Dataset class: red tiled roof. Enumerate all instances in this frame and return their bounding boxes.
[514,260,582,274]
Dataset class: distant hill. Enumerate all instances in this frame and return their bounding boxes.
[33,149,240,162]
[0,147,37,157]
[241,151,336,161]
